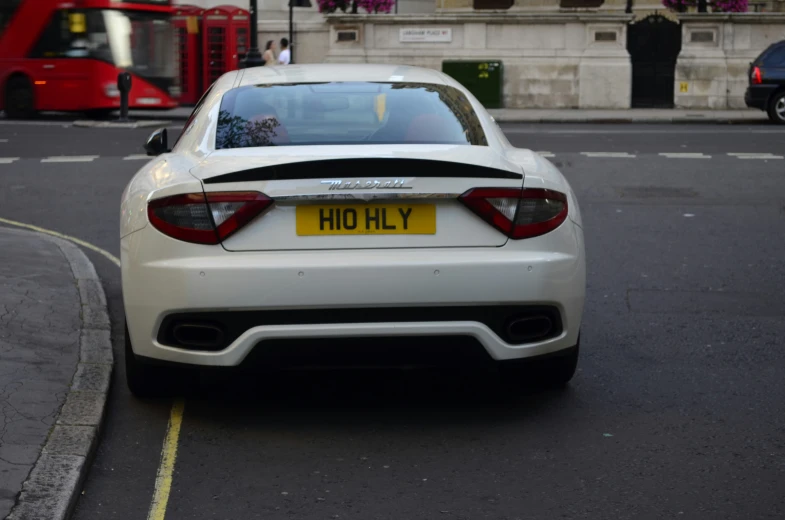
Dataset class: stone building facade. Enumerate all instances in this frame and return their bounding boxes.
[179,0,785,109]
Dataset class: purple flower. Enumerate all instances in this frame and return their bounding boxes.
[661,0,748,12]
[317,0,349,13]
[318,0,393,12]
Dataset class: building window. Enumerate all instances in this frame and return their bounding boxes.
[474,0,514,9]
[560,0,605,7]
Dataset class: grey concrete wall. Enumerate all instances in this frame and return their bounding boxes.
[323,13,632,108]
[177,1,785,110]
[676,15,785,109]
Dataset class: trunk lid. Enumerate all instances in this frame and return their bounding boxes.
[193,145,524,251]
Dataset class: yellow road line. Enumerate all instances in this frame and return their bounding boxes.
[0,217,121,267]
[147,398,186,520]
[0,217,184,520]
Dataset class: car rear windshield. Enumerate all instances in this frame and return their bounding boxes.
[757,43,785,67]
[215,82,488,149]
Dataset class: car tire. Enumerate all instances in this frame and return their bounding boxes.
[767,91,785,125]
[498,340,579,389]
[4,75,35,119]
[125,322,188,399]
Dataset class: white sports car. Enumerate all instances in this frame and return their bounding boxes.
[121,64,585,397]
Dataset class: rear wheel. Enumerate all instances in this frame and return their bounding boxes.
[767,91,785,125]
[125,322,190,399]
[4,76,35,119]
[498,341,579,390]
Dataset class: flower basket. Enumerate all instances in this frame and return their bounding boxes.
[661,0,748,11]
[318,0,394,13]
[317,0,350,13]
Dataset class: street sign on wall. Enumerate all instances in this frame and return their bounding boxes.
[399,28,452,43]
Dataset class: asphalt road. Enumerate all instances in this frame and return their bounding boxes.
[1,121,784,520]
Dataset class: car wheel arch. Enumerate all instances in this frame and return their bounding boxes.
[3,72,35,118]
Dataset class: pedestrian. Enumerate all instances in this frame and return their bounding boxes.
[263,40,276,66]
[278,38,291,65]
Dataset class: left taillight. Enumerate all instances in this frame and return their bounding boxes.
[752,66,763,84]
[459,187,568,240]
[147,192,272,244]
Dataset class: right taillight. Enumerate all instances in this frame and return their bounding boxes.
[752,66,763,84]
[459,187,568,240]
[147,191,272,244]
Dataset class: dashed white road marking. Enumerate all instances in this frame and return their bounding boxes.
[727,153,783,160]
[581,152,636,158]
[41,155,99,163]
[504,128,785,135]
[1,151,781,165]
[660,152,711,159]
[0,139,8,143]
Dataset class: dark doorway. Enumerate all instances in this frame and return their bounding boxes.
[627,14,682,108]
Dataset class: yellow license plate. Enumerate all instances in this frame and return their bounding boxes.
[296,204,436,236]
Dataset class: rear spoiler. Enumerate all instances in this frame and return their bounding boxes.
[203,158,523,185]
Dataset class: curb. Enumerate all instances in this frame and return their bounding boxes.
[73,119,172,129]
[5,228,113,520]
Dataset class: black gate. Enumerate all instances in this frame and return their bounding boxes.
[627,15,682,108]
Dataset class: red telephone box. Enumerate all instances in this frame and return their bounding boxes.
[173,5,205,105]
[202,6,250,91]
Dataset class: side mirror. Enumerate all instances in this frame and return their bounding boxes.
[144,128,168,156]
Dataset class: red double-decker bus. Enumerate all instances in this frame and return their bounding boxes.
[0,0,179,118]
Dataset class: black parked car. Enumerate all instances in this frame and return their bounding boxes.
[745,40,785,124]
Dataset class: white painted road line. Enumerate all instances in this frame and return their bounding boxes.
[0,139,8,143]
[41,155,99,163]
[727,153,784,159]
[659,153,711,159]
[581,152,636,158]
[7,151,781,165]
[504,128,785,135]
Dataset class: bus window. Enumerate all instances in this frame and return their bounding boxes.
[0,0,23,37]
[29,10,84,58]
[103,11,132,67]
[27,9,174,83]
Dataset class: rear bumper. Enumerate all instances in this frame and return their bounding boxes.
[122,221,586,367]
[745,85,777,111]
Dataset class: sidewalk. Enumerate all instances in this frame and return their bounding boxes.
[487,108,768,124]
[0,227,112,520]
